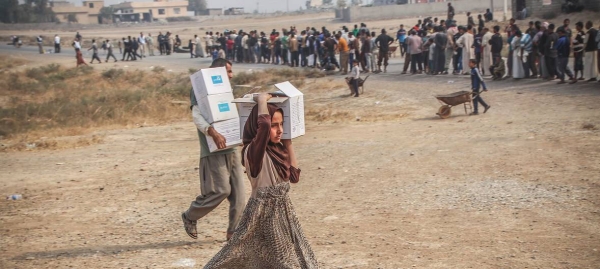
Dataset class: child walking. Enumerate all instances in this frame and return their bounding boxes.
[347,61,360,97]
[469,59,490,115]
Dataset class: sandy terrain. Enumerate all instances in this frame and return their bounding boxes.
[2,10,600,269]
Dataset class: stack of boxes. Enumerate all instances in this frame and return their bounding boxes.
[190,67,242,152]
[233,81,305,140]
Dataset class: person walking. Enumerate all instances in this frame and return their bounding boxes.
[105,40,117,62]
[88,39,102,64]
[469,59,490,115]
[54,34,61,53]
[375,29,394,73]
[447,2,455,22]
[182,58,246,242]
[138,32,146,58]
[348,61,360,97]
[73,38,87,67]
[202,93,319,269]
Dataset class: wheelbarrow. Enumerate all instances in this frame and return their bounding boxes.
[435,90,474,119]
[345,75,369,95]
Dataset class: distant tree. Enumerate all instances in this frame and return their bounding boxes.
[188,0,207,16]
[336,0,347,8]
[0,0,20,23]
[99,6,113,23]
[351,0,362,6]
[323,0,333,4]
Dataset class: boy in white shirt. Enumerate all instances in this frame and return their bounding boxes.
[347,61,360,97]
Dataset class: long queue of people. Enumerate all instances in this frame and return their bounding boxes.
[395,16,600,85]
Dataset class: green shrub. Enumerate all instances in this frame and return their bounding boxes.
[102,68,124,79]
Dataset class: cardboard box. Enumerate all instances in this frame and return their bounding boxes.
[232,81,305,139]
[198,92,239,123]
[206,117,242,152]
[190,67,233,99]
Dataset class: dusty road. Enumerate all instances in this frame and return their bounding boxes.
[2,59,600,268]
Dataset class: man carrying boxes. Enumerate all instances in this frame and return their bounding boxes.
[181,59,245,241]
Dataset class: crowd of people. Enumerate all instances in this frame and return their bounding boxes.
[22,2,600,86]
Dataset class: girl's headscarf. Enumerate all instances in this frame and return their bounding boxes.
[241,103,291,181]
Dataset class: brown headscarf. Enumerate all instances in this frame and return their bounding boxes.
[242,103,291,181]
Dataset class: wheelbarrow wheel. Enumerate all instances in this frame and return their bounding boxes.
[437,105,452,119]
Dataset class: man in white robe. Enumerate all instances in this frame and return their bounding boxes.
[457,26,475,75]
[583,21,598,81]
[481,27,493,76]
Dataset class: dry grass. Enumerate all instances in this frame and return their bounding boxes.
[0,55,29,71]
[231,67,327,97]
[582,123,597,130]
[0,64,191,151]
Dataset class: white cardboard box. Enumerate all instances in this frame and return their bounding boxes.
[190,67,233,99]
[232,81,305,139]
[198,92,240,123]
[206,117,242,152]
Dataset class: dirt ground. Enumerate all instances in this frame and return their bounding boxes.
[2,10,600,269]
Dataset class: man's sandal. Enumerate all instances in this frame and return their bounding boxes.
[181,212,198,239]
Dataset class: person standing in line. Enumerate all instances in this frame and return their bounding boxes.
[572,22,585,81]
[146,33,155,56]
[36,35,44,54]
[520,28,533,78]
[527,21,540,78]
[88,39,102,64]
[555,27,576,84]
[481,27,494,74]
[347,32,356,70]
[544,24,558,81]
[105,39,117,63]
[205,31,213,57]
[370,31,378,72]
[469,59,490,115]
[489,25,503,68]
[445,23,459,74]
[362,33,372,73]
[451,27,464,75]
[189,38,196,58]
[433,26,448,75]
[182,58,245,242]
[289,33,300,67]
[168,32,174,55]
[511,30,525,79]
[54,34,61,53]
[407,30,423,74]
[242,32,249,63]
[375,29,394,73]
[117,39,122,54]
[457,25,475,75]
[337,33,349,74]
[583,21,598,81]
[138,32,146,58]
